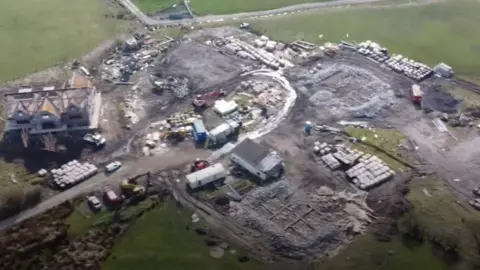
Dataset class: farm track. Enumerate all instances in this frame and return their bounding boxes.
[451,77,480,94]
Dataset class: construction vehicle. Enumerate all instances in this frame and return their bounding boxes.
[120,172,151,198]
[192,90,226,111]
[120,178,145,198]
[191,158,210,172]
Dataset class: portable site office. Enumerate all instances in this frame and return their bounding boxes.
[186,163,227,189]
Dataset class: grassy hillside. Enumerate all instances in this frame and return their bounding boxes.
[0,0,126,82]
[132,0,181,13]
[190,0,331,15]
[248,0,480,82]
[103,199,264,270]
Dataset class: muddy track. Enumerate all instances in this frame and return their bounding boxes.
[451,77,480,94]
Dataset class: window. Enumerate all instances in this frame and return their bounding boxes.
[16,120,29,124]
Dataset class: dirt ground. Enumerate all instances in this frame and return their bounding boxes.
[3,25,480,267]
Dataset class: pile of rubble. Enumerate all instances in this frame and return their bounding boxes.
[314,142,394,190]
[51,160,98,190]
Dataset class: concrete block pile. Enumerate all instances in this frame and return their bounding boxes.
[346,154,395,190]
[333,148,362,166]
[321,153,341,170]
[51,160,98,189]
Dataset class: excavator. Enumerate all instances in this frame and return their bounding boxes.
[120,173,151,198]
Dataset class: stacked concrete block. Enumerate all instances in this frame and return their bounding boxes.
[346,155,394,190]
[51,160,98,190]
[332,148,362,165]
[321,153,341,170]
[314,142,333,156]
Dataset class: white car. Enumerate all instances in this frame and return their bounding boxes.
[239,22,250,29]
[84,133,106,147]
[105,161,122,173]
[87,196,102,211]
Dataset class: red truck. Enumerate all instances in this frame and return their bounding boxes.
[410,84,423,104]
[103,187,120,206]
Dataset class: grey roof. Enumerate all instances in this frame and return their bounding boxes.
[232,138,270,166]
[257,152,283,172]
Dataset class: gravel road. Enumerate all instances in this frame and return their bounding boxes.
[118,0,387,26]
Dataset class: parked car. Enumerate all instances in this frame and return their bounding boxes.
[83,133,106,148]
[105,161,122,173]
[103,187,120,206]
[87,196,102,211]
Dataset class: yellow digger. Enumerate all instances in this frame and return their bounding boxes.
[120,178,145,198]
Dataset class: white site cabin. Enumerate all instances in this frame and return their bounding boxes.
[186,163,227,189]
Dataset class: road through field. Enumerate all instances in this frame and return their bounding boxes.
[119,0,387,26]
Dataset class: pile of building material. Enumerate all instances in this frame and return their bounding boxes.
[291,40,317,51]
[385,54,432,81]
[314,142,395,190]
[355,40,433,81]
[320,153,341,170]
[51,160,98,189]
[333,147,363,166]
[346,154,394,190]
[100,35,173,83]
[213,99,238,116]
[227,37,284,70]
[315,143,362,167]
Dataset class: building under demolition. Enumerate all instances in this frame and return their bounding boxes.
[2,75,101,150]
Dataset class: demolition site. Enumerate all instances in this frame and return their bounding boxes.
[3,24,480,268]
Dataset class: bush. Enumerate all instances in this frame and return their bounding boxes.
[0,187,43,221]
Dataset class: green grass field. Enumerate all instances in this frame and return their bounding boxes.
[0,0,126,83]
[103,199,264,270]
[317,233,449,270]
[249,0,480,82]
[132,0,181,13]
[190,0,331,15]
[405,177,480,268]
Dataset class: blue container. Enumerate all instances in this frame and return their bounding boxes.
[192,119,207,142]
